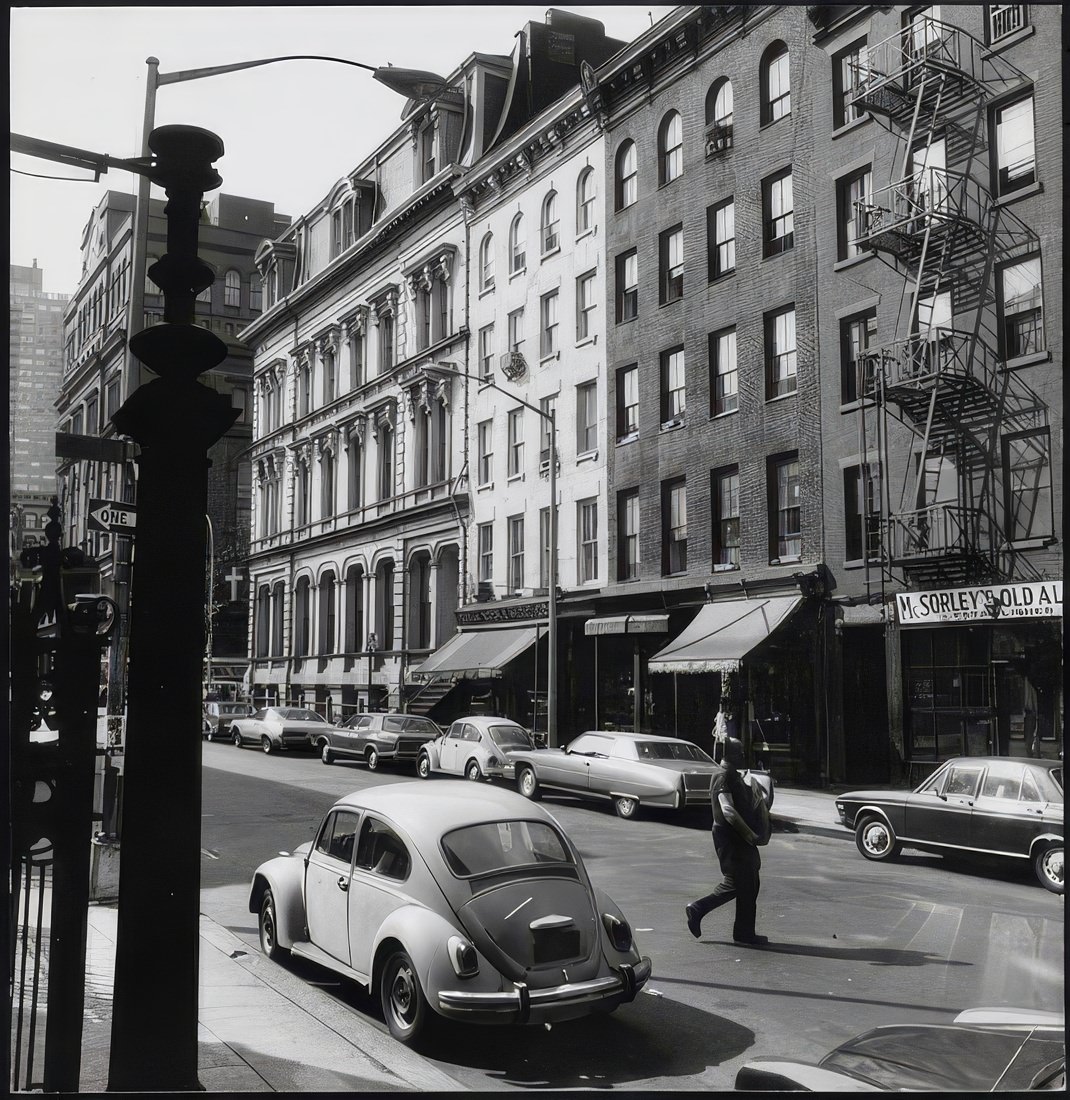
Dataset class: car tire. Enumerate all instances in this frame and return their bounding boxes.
[1034,844,1063,894]
[261,736,273,755]
[517,766,541,801]
[366,746,380,771]
[205,726,215,743]
[614,795,639,819]
[855,815,901,861]
[464,759,483,782]
[320,741,334,766]
[258,890,287,961]
[231,727,242,748]
[416,753,432,780]
[380,949,430,1046]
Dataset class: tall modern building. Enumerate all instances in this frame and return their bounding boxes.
[57,190,290,707]
[9,261,69,569]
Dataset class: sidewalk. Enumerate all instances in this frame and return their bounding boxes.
[769,783,851,840]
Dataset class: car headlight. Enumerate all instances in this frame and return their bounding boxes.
[602,912,633,952]
[447,935,479,978]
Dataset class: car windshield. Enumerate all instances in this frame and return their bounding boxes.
[279,708,326,722]
[441,819,572,877]
[488,725,534,750]
[634,740,714,763]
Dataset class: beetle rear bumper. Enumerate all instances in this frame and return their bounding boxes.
[437,957,651,1024]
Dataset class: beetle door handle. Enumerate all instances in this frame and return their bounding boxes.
[337,876,349,892]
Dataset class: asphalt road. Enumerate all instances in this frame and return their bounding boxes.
[199,741,1065,1091]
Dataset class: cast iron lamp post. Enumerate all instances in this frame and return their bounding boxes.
[366,631,378,713]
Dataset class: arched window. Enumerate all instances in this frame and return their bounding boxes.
[762,42,790,124]
[375,559,395,650]
[479,233,494,291]
[658,111,683,185]
[271,583,285,655]
[344,564,364,652]
[615,141,638,210]
[576,167,596,234]
[318,570,336,654]
[540,191,559,254]
[224,269,241,307]
[705,79,734,154]
[256,585,271,657]
[294,577,311,657]
[509,214,526,274]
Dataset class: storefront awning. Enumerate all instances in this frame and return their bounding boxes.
[647,596,803,674]
[584,614,670,636]
[411,626,539,680]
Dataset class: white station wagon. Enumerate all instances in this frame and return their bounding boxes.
[248,783,651,1045]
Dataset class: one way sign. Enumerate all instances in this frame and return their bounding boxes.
[87,498,137,535]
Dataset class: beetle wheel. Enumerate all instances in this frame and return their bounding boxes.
[259,890,287,961]
[614,795,638,819]
[465,759,483,782]
[855,816,901,861]
[320,741,334,765]
[416,753,432,779]
[380,949,429,1046]
[518,766,541,800]
[1035,845,1063,894]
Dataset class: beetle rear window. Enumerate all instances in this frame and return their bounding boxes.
[441,820,573,877]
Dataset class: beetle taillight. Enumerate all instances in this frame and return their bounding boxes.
[602,913,633,952]
[448,935,479,977]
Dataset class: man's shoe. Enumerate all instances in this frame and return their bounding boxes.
[685,904,702,939]
[733,933,769,946]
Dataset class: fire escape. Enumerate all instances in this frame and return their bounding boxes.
[848,13,1045,589]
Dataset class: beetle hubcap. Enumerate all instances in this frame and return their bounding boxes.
[262,909,274,950]
[391,965,416,1023]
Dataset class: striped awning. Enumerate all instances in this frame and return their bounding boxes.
[584,614,670,636]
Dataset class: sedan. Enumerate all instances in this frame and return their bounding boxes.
[229,706,335,754]
[417,716,536,782]
[203,700,255,741]
[736,1007,1065,1091]
[315,712,441,771]
[248,783,651,1046]
[836,756,1063,893]
[507,730,773,820]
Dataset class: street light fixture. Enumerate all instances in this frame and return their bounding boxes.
[366,632,378,713]
[428,362,559,747]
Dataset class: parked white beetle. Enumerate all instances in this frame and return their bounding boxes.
[248,782,652,1045]
[417,715,536,782]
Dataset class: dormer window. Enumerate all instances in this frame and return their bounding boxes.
[418,119,436,184]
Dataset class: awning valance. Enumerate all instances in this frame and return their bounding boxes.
[584,614,670,636]
[647,596,803,674]
[411,626,538,680]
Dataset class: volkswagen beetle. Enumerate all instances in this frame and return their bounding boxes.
[248,782,651,1046]
[417,715,536,782]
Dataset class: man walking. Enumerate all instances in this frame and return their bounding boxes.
[685,736,769,946]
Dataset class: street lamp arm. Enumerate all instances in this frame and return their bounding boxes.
[157,55,379,87]
[426,365,550,424]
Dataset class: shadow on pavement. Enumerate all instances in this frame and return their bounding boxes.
[703,940,973,968]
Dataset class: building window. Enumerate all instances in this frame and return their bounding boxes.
[993,93,1036,196]
[331,199,355,257]
[1000,256,1044,359]
[478,323,494,379]
[761,42,791,124]
[837,168,872,260]
[763,169,794,257]
[769,454,801,562]
[539,289,559,358]
[707,198,735,281]
[577,499,598,583]
[615,249,638,322]
[319,571,337,654]
[295,459,311,527]
[659,224,684,304]
[375,560,394,651]
[294,577,311,657]
[297,361,313,418]
[378,310,394,373]
[347,439,362,509]
[105,377,121,420]
[250,275,263,312]
[271,583,286,655]
[540,191,559,254]
[509,214,526,273]
[539,507,552,590]
[256,586,271,657]
[477,523,494,583]
[418,119,436,183]
[507,515,525,591]
[661,478,687,575]
[844,464,881,562]
[577,167,596,233]
[224,269,241,307]
[704,79,733,155]
[616,364,638,441]
[617,488,640,580]
[322,348,337,402]
[658,110,683,185]
[576,270,596,341]
[378,424,394,500]
[1002,429,1052,541]
[841,309,877,404]
[712,466,740,570]
[343,567,363,652]
[320,450,335,518]
[507,307,525,353]
[833,40,870,128]
[576,381,597,454]
[660,346,685,426]
[765,306,797,399]
[615,140,637,210]
[539,396,555,465]
[197,285,211,304]
[507,408,524,477]
[479,233,495,291]
[988,4,1027,43]
[709,327,737,416]
[477,419,493,485]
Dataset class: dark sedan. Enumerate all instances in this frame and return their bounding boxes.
[836,757,1063,893]
[314,712,441,770]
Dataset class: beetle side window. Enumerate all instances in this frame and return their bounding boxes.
[355,817,410,880]
[464,724,481,742]
[447,723,465,740]
[315,811,360,864]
